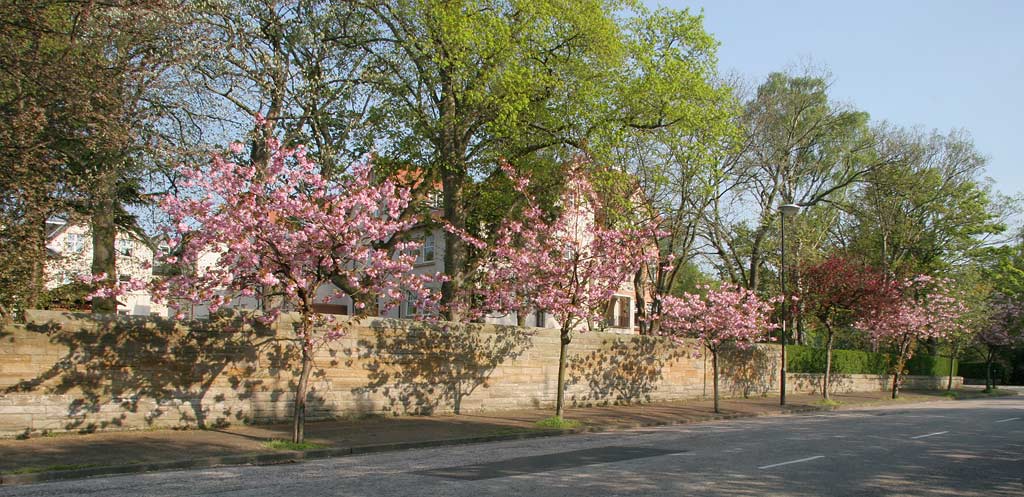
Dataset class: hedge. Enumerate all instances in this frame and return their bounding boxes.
[958,362,1007,383]
[906,354,957,377]
[787,345,956,377]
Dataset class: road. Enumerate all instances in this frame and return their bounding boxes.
[2,396,1021,497]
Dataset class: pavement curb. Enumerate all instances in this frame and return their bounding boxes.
[0,395,983,486]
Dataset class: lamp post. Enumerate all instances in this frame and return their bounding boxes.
[778,203,801,406]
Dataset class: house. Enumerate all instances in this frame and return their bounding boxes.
[43,171,639,332]
[44,220,167,317]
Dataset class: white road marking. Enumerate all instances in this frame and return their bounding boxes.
[910,431,949,439]
[757,455,825,470]
[994,417,1020,423]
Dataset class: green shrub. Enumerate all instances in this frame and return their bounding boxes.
[787,345,954,377]
[535,416,581,430]
[263,439,327,451]
[958,362,1007,382]
[906,354,956,377]
[787,345,890,374]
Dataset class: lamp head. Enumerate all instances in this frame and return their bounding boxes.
[779,204,802,217]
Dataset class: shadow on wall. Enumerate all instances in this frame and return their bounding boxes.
[350,320,534,415]
[567,336,689,406]
[3,311,298,435]
[785,373,861,395]
[718,345,779,398]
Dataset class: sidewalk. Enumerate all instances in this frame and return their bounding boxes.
[0,389,1011,484]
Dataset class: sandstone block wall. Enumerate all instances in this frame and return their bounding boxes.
[0,311,960,437]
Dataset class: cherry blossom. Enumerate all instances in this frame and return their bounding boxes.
[976,295,1024,390]
[659,284,775,413]
[98,132,439,442]
[463,159,657,418]
[855,275,966,398]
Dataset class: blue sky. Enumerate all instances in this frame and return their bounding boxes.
[652,0,1024,200]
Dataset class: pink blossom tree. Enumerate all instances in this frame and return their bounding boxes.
[463,161,655,419]
[977,295,1024,391]
[856,275,965,399]
[798,255,885,400]
[119,134,437,443]
[659,284,774,413]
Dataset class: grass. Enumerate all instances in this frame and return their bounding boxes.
[535,416,582,430]
[262,439,328,451]
[816,399,841,407]
[980,388,1017,397]
[7,463,102,475]
[937,388,1018,400]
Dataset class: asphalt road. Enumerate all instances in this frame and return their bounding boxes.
[2,396,1021,497]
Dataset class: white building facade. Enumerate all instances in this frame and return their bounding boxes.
[45,221,168,317]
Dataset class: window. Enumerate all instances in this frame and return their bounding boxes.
[118,273,131,282]
[117,239,134,256]
[403,291,419,318]
[428,190,443,209]
[420,234,436,263]
[66,233,84,254]
[605,296,631,329]
[534,310,546,328]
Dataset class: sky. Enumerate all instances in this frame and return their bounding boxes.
[653,0,1024,200]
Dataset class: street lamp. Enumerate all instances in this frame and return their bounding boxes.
[779,203,801,406]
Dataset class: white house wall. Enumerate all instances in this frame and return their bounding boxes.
[45,223,167,317]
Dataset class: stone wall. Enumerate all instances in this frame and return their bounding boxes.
[0,311,960,437]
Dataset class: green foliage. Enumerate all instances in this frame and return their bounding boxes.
[669,262,716,296]
[38,282,92,311]
[787,345,956,376]
[535,416,582,430]
[846,129,1008,277]
[787,345,891,374]
[958,362,1008,383]
[905,354,957,377]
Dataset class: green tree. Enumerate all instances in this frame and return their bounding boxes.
[350,1,733,318]
[844,129,1010,278]
[0,0,185,316]
[702,69,893,297]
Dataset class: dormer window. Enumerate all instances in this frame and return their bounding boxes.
[428,190,443,209]
[117,239,134,257]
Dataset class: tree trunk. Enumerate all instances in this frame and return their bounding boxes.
[795,301,806,345]
[24,207,48,311]
[437,78,470,322]
[440,165,467,321]
[634,269,648,335]
[985,353,994,392]
[891,342,909,399]
[91,174,118,314]
[516,308,529,327]
[354,291,379,317]
[292,331,314,444]
[946,343,959,391]
[555,328,571,418]
[823,327,834,400]
[712,347,720,414]
[648,298,663,336]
